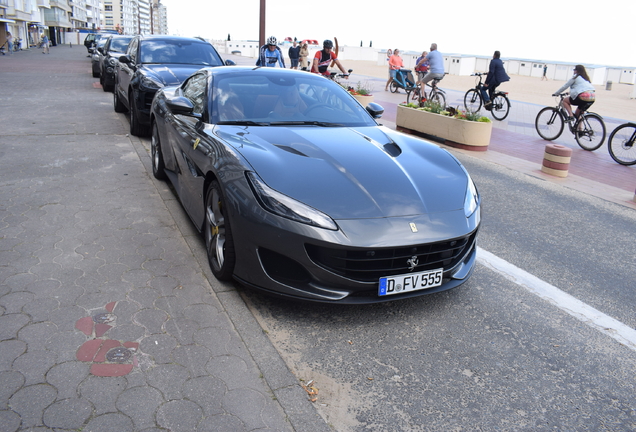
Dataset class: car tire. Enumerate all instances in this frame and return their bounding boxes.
[92,67,100,78]
[205,180,236,281]
[113,86,126,113]
[151,122,167,180]
[129,91,151,137]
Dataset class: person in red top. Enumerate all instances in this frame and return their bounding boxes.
[385,48,403,91]
[311,40,349,78]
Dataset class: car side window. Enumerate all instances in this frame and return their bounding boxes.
[127,39,138,64]
[182,73,207,115]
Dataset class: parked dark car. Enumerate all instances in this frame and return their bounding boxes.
[114,35,233,136]
[99,34,133,92]
[91,36,109,77]
[150,66,481,303]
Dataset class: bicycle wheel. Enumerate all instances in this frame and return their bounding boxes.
[608,123,636,165]
[464,89,482,113]
[429,90,445,107]
[407,87,420,104]
[535,107,564,141]
[491,94,510,121]
[575,113,605,151]
[390,81,399,93]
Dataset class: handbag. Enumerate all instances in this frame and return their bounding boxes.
[578,91,595,102]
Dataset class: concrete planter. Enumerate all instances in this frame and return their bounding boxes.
[396,105,492,151]
[352,94,374,105]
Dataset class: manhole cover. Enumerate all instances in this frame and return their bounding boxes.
[92,313,115,324]
[106,347,132,363]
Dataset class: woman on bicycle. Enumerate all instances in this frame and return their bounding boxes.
[552,65,596,121]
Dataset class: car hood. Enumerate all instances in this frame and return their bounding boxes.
[215,126,469,220]
[141,64,205,86]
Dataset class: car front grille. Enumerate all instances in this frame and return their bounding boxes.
[306,230,477,282]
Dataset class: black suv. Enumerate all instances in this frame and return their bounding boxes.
[98,35,133,92]
[114,35,234,136]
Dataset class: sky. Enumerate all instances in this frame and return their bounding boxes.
[159,0,635,68]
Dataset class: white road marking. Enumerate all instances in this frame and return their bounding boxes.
[477,247,636,352]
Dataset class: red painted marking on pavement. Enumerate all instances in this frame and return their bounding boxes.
[75,316,94,336]
[105,302,116,312]
[76,339,103,362]
[90,363,134,377]
[94,323,112,338]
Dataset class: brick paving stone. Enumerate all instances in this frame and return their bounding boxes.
[222,388,278,431]
[16,322,59,349]
[0,410,21,432]
[12,351,58,386]
[155,399,203,432]
[0,314,30,341]
[125,287,159,306]
[90,363,134,377]
[79,375,127,415]
[196,414,248,432]
[163,318,200,345]
[45,362,90,400]
[44,331,87,363]
[171,345,213,377]
[0,340,27,370]
[83,413,134,432]
[139,334,178,364]
[0,292,35,314]
[116,386,164,430]
[22,299,60,323]
[206,355,260,391]
[8,384,57,428]
[42,398,93,430]
[146,364,191,401]
[0,371,25,409]
[3,273,37,293]
[48,306,88,332]
[182,376,227,417]
[133,309,168,334]
[107,323,146,342]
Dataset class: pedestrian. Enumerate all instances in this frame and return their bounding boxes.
[384,49,393,91]
[299,43,309,70]
[482,50,510,109]
[7,32,13,55]
[542,65,548,81]
[385,49,403,92]
[288,40,301,70]
[256,36,285,68]
[41,33,50,54]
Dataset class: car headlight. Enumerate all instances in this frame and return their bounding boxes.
[246,172,338,230]
[464,176,480,218]
[140,75,162,90]
[108,58,117,66]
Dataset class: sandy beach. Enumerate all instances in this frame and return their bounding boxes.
[345,59,636,121]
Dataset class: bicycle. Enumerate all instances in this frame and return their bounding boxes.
[327,68,352,83]
[406,74,446,107]
[535,93,606,151]
[463,73,511,121]
[607,122,636,165]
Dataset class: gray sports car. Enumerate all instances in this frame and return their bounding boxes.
[150,66,480,303]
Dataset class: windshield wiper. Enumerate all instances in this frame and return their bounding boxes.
[217,120,270,126]
[268,121,344,127]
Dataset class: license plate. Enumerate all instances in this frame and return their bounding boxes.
[379,268,443,296]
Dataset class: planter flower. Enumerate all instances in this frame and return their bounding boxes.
[396,102,492,151]
[345,81,374,105]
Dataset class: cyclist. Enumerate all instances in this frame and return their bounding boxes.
[552,64,596,122]
[311,40,349,79]
[256,36,286,68]
[419,43,445,104]
[482,51,509,110]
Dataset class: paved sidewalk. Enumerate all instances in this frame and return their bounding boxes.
[0,47,329,431]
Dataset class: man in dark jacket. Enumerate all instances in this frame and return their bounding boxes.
[482,51,510,109]
[288,41,301,69]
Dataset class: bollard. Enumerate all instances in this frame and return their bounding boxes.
[541,144,572,177]
[606,80,612,91]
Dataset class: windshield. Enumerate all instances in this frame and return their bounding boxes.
[140,40,223,66]
[211,72,377,127]
[110,37,132,52]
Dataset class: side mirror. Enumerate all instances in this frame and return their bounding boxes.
[366,102,384,119]
[225,59,236,66]
[166,96,201,118]
[97,47,104,54]
[118,55,131,64]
